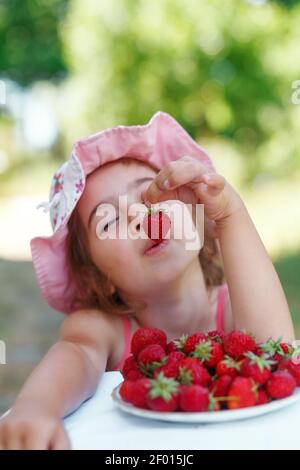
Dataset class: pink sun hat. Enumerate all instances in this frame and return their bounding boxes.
[30,111,216,315]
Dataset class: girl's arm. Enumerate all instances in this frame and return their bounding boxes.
[0,309,116,450]
[216,202,295,342]
[143,155,295,343]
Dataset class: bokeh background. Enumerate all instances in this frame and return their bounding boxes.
[0,0,300,414]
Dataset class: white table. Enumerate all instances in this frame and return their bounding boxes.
[63,371,300,450]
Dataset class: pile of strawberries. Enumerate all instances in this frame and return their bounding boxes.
[119,328,300,412]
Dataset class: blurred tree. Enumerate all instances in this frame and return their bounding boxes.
[273,0,300,7]
[0,0,69,85]
[60,0,300,185]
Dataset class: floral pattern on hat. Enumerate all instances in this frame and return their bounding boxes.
[37,152,85,232]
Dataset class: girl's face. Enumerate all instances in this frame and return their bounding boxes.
[76,158,201,302]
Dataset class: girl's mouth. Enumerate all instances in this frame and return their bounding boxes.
[143,239,170,256]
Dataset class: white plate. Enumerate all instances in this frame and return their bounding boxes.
[111,383,300,423]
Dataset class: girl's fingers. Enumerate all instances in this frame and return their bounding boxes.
[200,173,226,195]
[50,426,71,450]
[23,431,50,450]
[145,159,212,203]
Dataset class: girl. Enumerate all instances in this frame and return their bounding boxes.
[0,112,294,450]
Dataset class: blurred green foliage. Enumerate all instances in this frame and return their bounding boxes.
[0,0,69,85]
[1,0,300,187]
[58,0,300,186]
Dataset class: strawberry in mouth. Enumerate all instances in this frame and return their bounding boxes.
[142,207,171,242]
[142,207,171,255]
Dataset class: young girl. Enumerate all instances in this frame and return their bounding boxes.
[0,111,294,450]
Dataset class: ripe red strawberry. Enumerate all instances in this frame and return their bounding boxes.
[216,355,240,378]
[146,373,179,411]
[183,332,207,355]
[240,352,276,385]
[142,207,171,242]
[138,344,167,377]
[131,327,167,358]
[119,380,134,402]
[266,371,296,399]
[138,344,166,365]
[223,330,256,359]
[210,375,233,398]
[130,378,151,409]
[167,334,189,353]
[278,358,300,386]
[153,351,185,379]
[121,355,143,381]
[179,384,209,412]
[280,342,293,355]
[191,339,224,368]
[167,340,180,353]
[258,338,292,366]
[207,330,224,344]
[227,377,258,410]
[178,357,211,386]
[256,389,269,406]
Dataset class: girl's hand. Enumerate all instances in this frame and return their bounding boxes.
[0,406,71,450]
[142,155,244,225]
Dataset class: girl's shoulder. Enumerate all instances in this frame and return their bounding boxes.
[59,307,119,371]
[61,308,139,372]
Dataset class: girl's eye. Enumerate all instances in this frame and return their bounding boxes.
[103,217,119,232]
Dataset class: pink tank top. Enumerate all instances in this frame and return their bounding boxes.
[112,283,229,371]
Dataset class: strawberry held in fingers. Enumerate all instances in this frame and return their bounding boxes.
[223,330,257,359]
[142,155,244,223]
[146,373,179,411]
[240,352,276,385]
[191,339,224,368]
[142,207,171,242]
[131,327,167,358]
